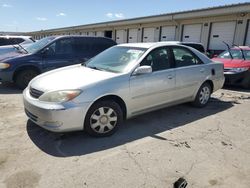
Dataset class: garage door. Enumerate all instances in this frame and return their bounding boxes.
[160,26,176,41]
[143,27,156,42]
[96,31,104,37]
[116,30,127,44]
[128,29,139,43]
[88,32,96,36]
[209,21,236,50]
[245,21,250,46]
[182,24,202,43]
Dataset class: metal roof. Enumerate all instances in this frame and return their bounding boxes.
[29,2,250,34]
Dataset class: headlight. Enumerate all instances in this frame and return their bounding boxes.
[230,67,249,72]
[0,63,10,69]
[39,90,82,103]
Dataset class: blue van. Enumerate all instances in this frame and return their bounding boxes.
[0,36,116,89]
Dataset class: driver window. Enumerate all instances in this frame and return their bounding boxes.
[141,48,170,71]
[47,38,74,55]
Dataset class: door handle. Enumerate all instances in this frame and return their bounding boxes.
[200,68,205,73]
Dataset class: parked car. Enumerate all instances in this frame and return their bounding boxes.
[0,36,35,46]
[0,35,116,89]
[0,42,34,56]
[212,46,250,88]
[23,42,225,137]
[165,41,206,55]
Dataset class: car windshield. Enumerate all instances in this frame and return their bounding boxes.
[25,37,56,54]
[218,49,250,60]
[86,46,147,73]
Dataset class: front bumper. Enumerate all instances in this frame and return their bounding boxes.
[23,88,91,132]
[0,70,13,82]
[224,69,250,86]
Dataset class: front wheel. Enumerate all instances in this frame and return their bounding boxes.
[84,100,123,137]
[15,69,38,89]
[192,82,212,108]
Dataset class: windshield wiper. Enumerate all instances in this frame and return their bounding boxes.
[17,43,28,54]
[223,41,233,59]
[233,44,246,60]
[88,66,102,70]
[12,45,20,51]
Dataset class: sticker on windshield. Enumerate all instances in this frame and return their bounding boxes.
[127,49,143,54]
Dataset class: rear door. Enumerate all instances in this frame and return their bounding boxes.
[42,37,76,71]
[129,47,176,114]
[171,46,206,100]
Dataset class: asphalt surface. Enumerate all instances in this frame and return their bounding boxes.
[0,82,250,188]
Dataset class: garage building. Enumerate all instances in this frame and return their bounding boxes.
[27,2,250,54]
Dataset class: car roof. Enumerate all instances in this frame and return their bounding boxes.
[53,35,114,40]
[0,35,32,39]
[118,41,184,49]
[230,46,250,50]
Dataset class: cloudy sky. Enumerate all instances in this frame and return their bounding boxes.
[0,0,248,32]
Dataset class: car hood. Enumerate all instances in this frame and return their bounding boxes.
[212,58,250,68]
[0,51,26,61]
[30,65,119,92]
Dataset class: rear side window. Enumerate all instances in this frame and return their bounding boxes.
[0,37,24,46]
[0,38,7,46]
[172,47,202,67]
[73,38,91,55]
[73,37,115,56]
[90,38,115,55]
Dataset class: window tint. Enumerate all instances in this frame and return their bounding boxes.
[0,37,24,46]
[0,38,7,46]
[75,38,91,53]
[141,48,170,71]
[172,47,201,67]
[47,38,74,55]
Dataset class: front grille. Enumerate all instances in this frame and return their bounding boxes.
[224,68,234,73]
[29,87,44,99]
[25,109,38,122]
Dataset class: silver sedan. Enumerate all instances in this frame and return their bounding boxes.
[23,42,225,136]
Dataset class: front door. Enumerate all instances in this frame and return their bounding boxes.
[42,38,76,72]
[129,47,176,115]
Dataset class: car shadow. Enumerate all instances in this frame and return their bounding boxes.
[26,97,234,157]
[0,82,22,94]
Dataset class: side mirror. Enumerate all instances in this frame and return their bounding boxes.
[132,66,152,76]
[41,47,54,56]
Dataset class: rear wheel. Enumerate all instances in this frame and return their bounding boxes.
[15,69,38,89]
[192,82,212,108]
[84,100,123,137]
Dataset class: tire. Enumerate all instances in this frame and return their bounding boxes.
[192,82,212,108]
[241,77,250,89]
[15,69,38,89]
[84,100,123,137]
[174,177,188,188]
